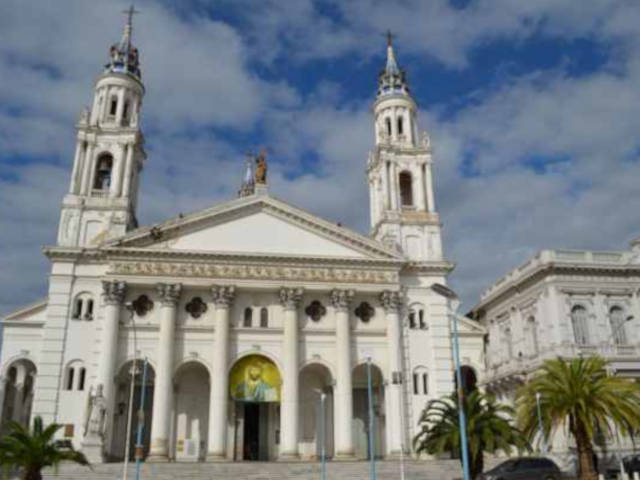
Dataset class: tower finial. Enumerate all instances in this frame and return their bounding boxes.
[105,5,141,79]
[377,31,408,98]
[386,30,393,47]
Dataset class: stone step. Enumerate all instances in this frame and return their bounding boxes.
[40,460,469,480]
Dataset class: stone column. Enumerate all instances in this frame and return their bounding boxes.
[80,143,95,195]
[97,281,126,413]
[148,283,182,462]
[69,141,83,194]
[331,288,355,459]
[207,285,236,461]
[425,162,436,213]
[380,290,403,456]
[122,144,135,197]
[279,287,304,459]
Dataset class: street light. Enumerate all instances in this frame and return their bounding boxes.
[430,283,471,480]
[313,388,327,480]
[391,371,406,480]
[122,303,139,480]
[366,356,377,480]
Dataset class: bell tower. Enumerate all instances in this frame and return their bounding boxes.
[367,34,443,261]
[57,7,146,247]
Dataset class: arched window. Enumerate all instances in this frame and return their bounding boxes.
[419,310,426,329]
[459,366,477,396]
[571,305,590,345]
[408,311,416,329]
[122,100,130,125]
[610,306,627,345]
[93,154,113,190]
[109,96,118,116]
[72,299,83,319]
[528,316,539,356]
[260,307,268,328]
[413,367,429,395]
[397,116,404,135]
[503,326,513,359]
[66,368,75,391]
[243,307,253,327]
[422,373,428,394]
[78,367,86,391]
[399,171,413,206]
[85,299,94,320]
[385,117,392,136]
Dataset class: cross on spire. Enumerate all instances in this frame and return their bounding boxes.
[122,5,139,27]
[386,30,394,47]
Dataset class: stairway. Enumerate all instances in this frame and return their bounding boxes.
[41,459,467,480]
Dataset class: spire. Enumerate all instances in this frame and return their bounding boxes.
[377,31,409,98]
[105,5,141,79]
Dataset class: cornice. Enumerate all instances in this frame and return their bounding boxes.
[474,262,640,313]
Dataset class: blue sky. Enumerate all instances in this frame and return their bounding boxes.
[1,0,640,315]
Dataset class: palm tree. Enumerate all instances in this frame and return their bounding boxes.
[0,416,89,480]
[516,356,640,480]
[414,390,530,479]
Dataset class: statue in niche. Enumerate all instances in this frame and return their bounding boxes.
[84,384,108,439]
[254,149,268,184]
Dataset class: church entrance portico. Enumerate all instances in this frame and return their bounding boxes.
[111,360,155,461]
[352,362,385,460]
[229,354,281,461]
[173,361,210,462]
[0,358,36,436]
[299,362,334,460]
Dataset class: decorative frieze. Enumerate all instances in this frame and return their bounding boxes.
[280,287,304,311]
[379,290,402,313]
[156,283,182,306]
[109,261,398,284]
[330,289,354,313]
[210,285,236,307]
[102,280,126,305]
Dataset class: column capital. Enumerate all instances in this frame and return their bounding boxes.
[380,290,402,313]
[279,287,304,311]
[102,280,126,305]
[211,285,236,308]
[330,289,355,313]
[156,283,182,307]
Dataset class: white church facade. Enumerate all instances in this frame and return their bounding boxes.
[0,18,485,463]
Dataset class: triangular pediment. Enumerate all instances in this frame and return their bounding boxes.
[105,194,400,261]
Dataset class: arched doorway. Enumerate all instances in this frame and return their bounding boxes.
[173,362,210,461]
[0,359,36,435]
[299,363,334,459]
[229,355,281,461]
[352,362,385,459]
[111,360,155,461]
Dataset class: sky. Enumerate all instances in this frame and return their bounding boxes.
[1,0,640,316]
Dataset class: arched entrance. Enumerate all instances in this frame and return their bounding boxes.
[352,362,385,459]
[229,355,281,461]
[111,360,155,461]
[299,363,334,459]
[173,362,210,461]
[0,359,36,435]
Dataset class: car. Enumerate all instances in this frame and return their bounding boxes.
[478,457,562,480]
[623,454,640,474]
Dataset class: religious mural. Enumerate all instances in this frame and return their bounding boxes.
[229,355,280,403]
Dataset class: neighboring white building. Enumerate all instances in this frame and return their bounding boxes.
[0,19,485,463]
[471,244,640,470]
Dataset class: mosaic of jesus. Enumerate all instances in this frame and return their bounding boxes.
[230,355,280,402]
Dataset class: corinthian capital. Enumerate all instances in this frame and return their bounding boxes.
[211,285,236,308]
[102,280,126,305]
[156,283,182,306]
[330,289,355,312]
[380,290,402,313]
[279,287,304,310]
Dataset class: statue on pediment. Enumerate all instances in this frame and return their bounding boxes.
[254,149,268,184]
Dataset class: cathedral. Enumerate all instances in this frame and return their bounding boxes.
[0,15,485,463]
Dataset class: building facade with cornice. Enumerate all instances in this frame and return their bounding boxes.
[470,244,640,470]
[0,18,485,464]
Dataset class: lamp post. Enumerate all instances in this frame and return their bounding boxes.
[391,371,406,480]
[313,388,327,480]
[134,357,148,480]
[366,356,377,480]
[430,283,471,480]
[122,303,138,480]
[606,315,634,480]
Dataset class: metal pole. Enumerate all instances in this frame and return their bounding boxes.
[320,392,326,480]
[366,357,377,480]
[535,392,546,454]
[135,357,148,480]
[397,373,406,480]
[452,309,471,480]
[122,359,136,480]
